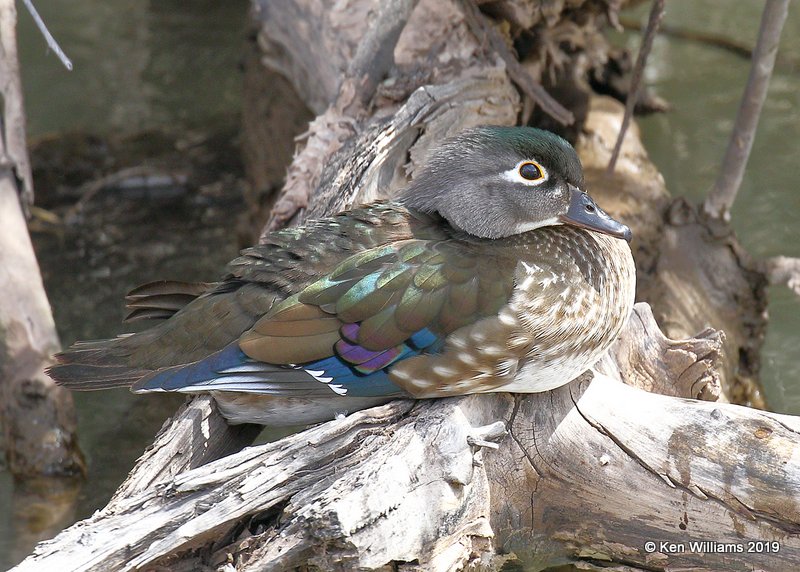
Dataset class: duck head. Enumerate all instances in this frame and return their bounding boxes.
[401,126,631,241]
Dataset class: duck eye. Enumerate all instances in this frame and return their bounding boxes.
[519,161,545,182]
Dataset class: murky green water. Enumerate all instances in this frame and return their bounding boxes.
[18,0,245,137]
[1,1,249,569]
[617,0,800,413]
[2,1,800,569]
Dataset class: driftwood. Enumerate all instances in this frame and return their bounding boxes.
[577,100,770,407]
[0,0,83,477]
[16,303,800,571]
[15,0,800,570]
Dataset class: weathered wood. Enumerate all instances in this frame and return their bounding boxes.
[491,372,800,571]
[259,0,420,233]
[456,0,573,126]
[305,70,519,220]
[16,0,800,570]
[648,201,769,407]
[15,303,800,571]
[597,303,722,401]
[109,396,262,503]
[575,97,769,408]
[0,0,84,478]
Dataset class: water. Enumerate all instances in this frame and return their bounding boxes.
[2,1,249,569]
[17,0,245,137]
[617,0,800,413]
[2,0,800,568]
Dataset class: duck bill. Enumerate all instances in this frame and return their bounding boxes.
[559,187,632,242]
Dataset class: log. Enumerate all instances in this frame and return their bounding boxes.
[0,0,84,478]
[575,98,769,408]
[16,1,800,570]
[1,0,86,559]
[15,305,800,571]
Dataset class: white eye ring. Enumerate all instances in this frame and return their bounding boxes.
[501,160,549,186]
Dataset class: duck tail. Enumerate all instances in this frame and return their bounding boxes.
[124,280,213,322]
[47,337,149,390]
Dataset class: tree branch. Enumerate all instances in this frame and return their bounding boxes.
[456,0,574,126]
[703,0,790,221]
[607,0,664,174]
[764,256,800,297]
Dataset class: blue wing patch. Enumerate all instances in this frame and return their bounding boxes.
[131,328,444,399]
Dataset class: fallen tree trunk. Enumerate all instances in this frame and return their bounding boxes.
[0,0,84,478]
[15,305,800,571]
[15,1,800,570]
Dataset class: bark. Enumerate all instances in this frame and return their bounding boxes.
[0,0,84,478]
[15,0,800,570]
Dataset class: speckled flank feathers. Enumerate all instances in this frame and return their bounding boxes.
[389,227,635,397]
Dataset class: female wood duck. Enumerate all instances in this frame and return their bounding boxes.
[49,127,636,426]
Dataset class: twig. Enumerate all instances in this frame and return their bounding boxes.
[607,0,664,174]
[457,0,574,126]
[703,0,789,222]
[21,0,72,70]
[764,256,800,297]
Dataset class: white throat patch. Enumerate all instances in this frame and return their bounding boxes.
[512,217,562,234]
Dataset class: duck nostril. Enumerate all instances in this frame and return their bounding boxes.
[585,204,596,213]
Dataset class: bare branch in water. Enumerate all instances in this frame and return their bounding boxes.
[764,256,800,298]
[703,0,789,221]
[21,0,72,70]
[607,0,665,174]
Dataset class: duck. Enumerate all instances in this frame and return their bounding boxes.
[49,126,636,426]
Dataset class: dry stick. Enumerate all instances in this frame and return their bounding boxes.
[703,0,790,222]
[607,0,664,174]
[457,0,574,126]
[21,0,72,70]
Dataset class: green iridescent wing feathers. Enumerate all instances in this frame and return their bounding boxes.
[238,238,517,367]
